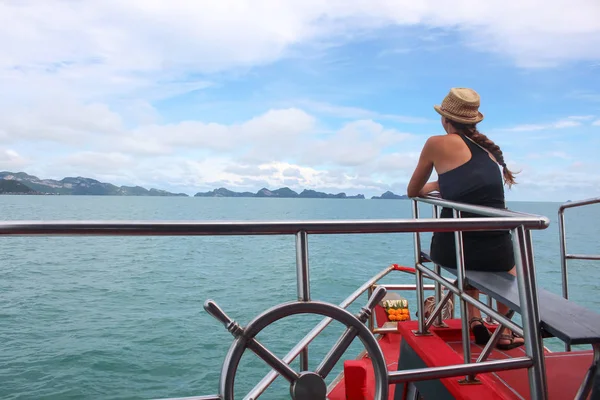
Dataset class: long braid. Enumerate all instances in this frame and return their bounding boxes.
[450,121,517,187]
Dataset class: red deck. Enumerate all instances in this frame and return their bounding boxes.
[328,318,594,400]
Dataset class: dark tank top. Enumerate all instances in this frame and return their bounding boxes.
[438,133,506,214]
[430,133,514,272]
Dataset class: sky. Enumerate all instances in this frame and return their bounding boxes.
[1,1,599,201]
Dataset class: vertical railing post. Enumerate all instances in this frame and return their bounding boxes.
[368,285,375,332]
[432,205,445,327]
[412,200,427,335]
[453,209,472,380]
[485,295,494,324]
[513,226,548,400]
[558,209,569,301]
[295,230,310,371]
[558,208,569,354]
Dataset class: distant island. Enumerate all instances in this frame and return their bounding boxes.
[0,171,188,196]
[195,187,366,199]
[0,171,409,199]
[195,187,408,200]
[0,179,40,195]
[371,191,409,200]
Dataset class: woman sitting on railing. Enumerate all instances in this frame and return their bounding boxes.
[406,87,524,350]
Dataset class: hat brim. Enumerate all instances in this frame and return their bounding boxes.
[434,105,484,124]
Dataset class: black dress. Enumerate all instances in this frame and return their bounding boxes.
[429,133,515,272]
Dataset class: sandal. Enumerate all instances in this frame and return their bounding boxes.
[469,317,491,345]
[497,332,525,350]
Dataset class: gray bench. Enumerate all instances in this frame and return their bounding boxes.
[421,252,600,346]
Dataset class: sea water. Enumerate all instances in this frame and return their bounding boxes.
[1,196,599,399]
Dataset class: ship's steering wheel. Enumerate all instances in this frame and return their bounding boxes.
[204,286,389,400]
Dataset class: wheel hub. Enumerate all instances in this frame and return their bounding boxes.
[290,372,327,400]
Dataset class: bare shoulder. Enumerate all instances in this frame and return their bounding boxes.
[423,135,453,153]
[423,135,447,147]
[421,134,469,169]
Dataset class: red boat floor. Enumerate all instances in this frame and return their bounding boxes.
[328,319,594,400]
[399,319,594,400]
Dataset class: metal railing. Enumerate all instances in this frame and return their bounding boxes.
[411,195,550,399]
[558,196,600,352]
[1,209,552,400]
[0,217,549,236]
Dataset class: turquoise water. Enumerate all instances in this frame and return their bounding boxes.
[1,196,599,399]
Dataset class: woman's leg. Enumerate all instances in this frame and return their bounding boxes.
[466,289,482,319]
[496,266,525,347]
[466,288,492,344]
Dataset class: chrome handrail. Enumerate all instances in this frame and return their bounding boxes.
[0,217,549,236]
[559,196,600,211]
[558,196,600,352]
[417,194,550,221]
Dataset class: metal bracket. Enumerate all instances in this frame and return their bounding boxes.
[458,377,482,385]
[411,330,434,337]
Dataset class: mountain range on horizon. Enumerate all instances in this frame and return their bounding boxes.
[0,171,189,197]
[0,171,409,199]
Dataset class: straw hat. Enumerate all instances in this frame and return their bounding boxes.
[434,88,484,124]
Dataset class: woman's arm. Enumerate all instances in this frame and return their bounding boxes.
[419,181,439,196]
[406,137,438,198]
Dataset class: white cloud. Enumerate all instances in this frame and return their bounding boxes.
[4,107,420,195]
[502,159,600,201]
[569,91,600,103]
[59,152,135,172]
[567,116,595,121]
[375,152,422,172]
[2,1,598,75]
[2,1,595,144]
[0,105,316,154]
[206,161,393,193]
[1,1,599,200]
[142,158,392,195]
[0,149,31,171]
[377,47,413,57]
[593,120,600,126]
[117,108,316,156]
[502,116,595,132]
[520,165,600,190]
[282,167,304,178]
[1,2,597,137]
[295,100,431,123]
[298,120,413,167]
[5,98,594,199]
[526,151,571,160]
[1,1,598,106]
[0,100,123,145]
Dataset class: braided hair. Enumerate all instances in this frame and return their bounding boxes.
[448,120,517,188]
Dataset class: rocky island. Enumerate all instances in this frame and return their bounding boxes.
[0,179,40,195]
[0,171,410,199]
[0,171,189,196]
[371,191,409,200]
[195,187,409,199]
[194,187,366,199]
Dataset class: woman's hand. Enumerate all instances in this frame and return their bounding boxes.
[419,181,439,196]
